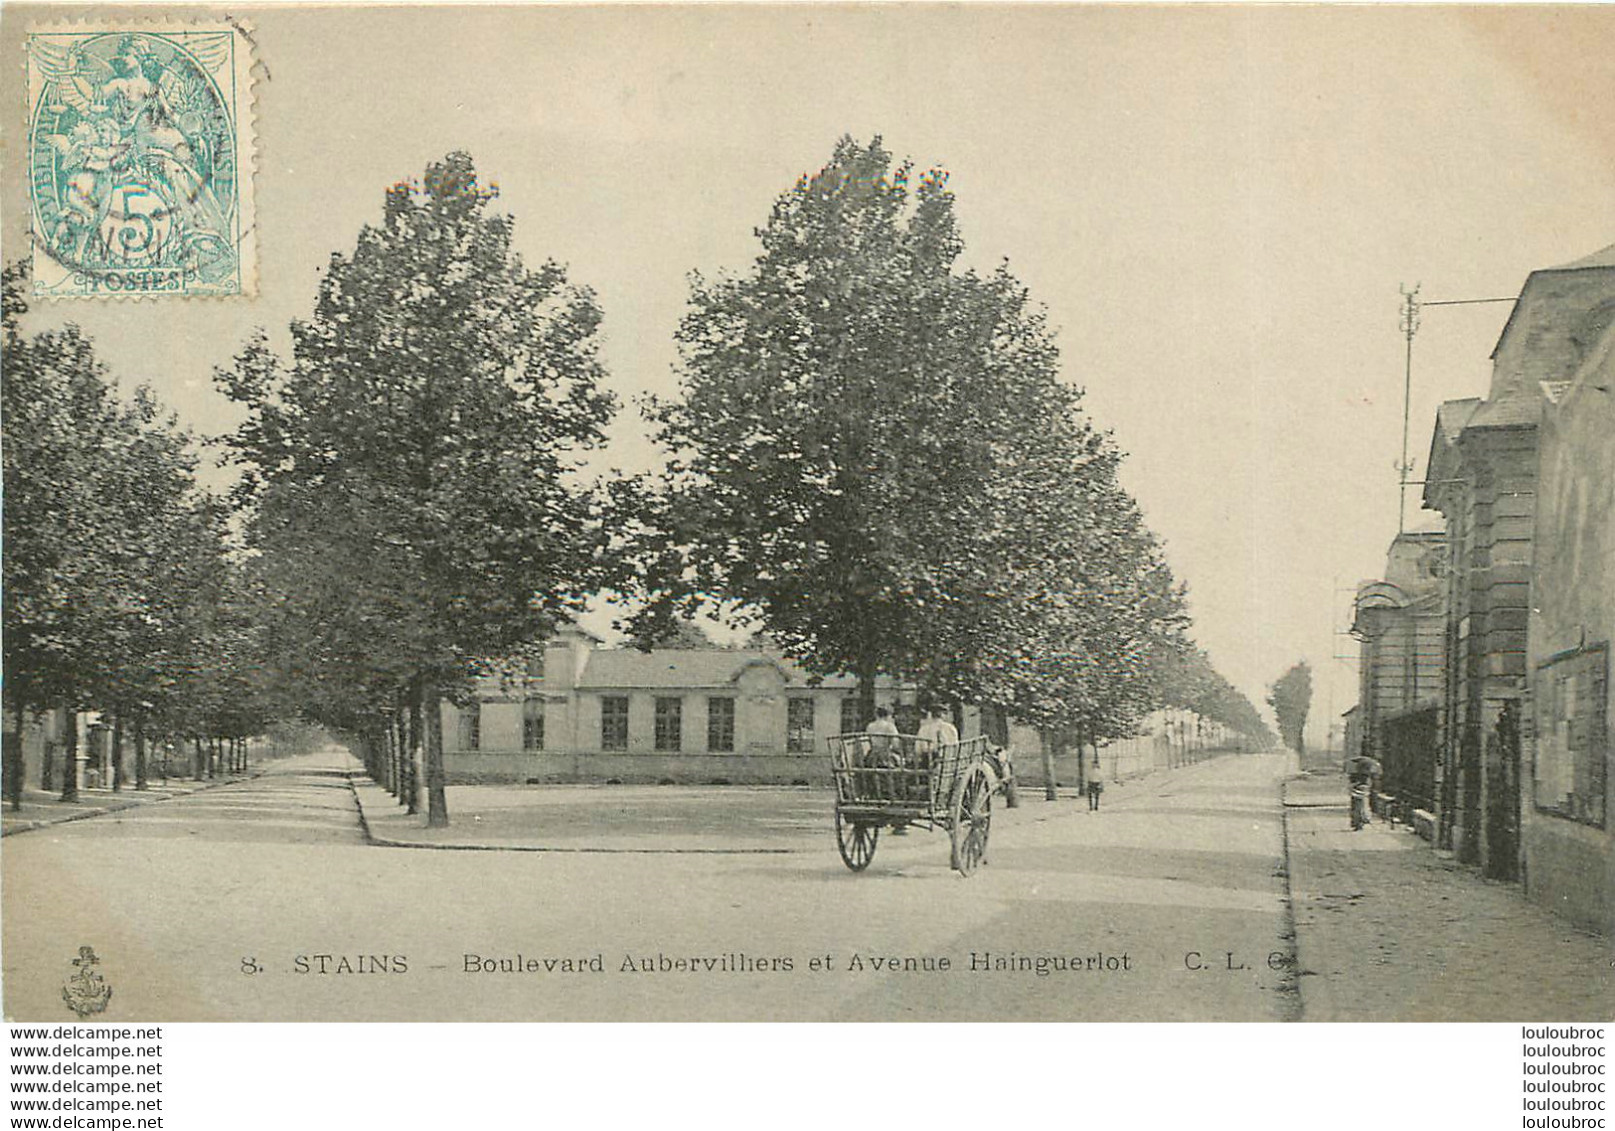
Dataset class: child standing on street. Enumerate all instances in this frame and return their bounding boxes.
[1086,760,1105,811]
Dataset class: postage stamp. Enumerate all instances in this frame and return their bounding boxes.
[24,23,256,298]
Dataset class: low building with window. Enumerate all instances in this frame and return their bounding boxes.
[440,626,907,785]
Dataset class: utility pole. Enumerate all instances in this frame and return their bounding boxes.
[1397,284,1420,534]
[1394,287,1515,532]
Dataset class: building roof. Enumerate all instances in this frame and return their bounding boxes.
[1490,251,1615,365]
[577,648,889,691]
[1422,398,1481,509]
[1467,393,1541,429]
[1433,398,1481,444]
[1550,243,1615,271]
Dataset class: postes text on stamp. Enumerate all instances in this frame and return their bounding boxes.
[25,24,256,298]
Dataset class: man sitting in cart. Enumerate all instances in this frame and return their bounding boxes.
[916,703,959,761]
[865,706,901,767]
[865,706,916,826]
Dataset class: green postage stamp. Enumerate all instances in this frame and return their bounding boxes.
[25,23,256,298]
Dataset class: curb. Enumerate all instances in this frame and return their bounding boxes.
[342,771,375,845]
[343,773,803,855]
[1275,775,1306,1022]
[364,836,801,855]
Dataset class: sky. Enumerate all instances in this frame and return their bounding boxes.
[5,4,1614,741]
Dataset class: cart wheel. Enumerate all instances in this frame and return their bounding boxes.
[950,766,992,875]
[835,809,879,872]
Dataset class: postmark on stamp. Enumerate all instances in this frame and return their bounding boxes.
[25,23,256,298]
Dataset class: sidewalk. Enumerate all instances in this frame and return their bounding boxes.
[1,773,259,837]
[1283,770,1612,1021]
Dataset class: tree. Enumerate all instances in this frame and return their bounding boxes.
[3,262,238,805]
[220,154,620,827]
[627,619,721,652]
[643,136,1184,738]
[1153,640,1275,750]
[3,264,111,802]
[1267,661,1313,754]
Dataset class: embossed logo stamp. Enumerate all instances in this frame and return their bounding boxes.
[61,945,113,1017]
[25,24,256,298]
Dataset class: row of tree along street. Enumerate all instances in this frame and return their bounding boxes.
[2,137,1273,826]
[2,264,272,807]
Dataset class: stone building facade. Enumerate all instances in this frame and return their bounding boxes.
[1422,247,1615,884]
[441,627,911,785]
[1525,316,1615,934]
[1350,526,1447,823]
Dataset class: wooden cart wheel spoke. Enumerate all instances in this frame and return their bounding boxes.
[950,764,993,875]
[835,808,878,872]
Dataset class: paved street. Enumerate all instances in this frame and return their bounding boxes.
[1,747,1605,1022]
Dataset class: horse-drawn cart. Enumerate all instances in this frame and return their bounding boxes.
[829,733,1003,875]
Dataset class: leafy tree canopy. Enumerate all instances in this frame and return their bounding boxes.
[1267,660,1314,753]
[219,153,622,824]
[642,135,1195,737]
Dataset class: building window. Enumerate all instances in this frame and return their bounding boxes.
[523,700,545,751]
[840,697,863,735]
[787,697,816,753]
[707,697,735,752]
[457,704,481,752]
[1534,643,1608,828]
[601,696,629,751]
[655,697,683,752]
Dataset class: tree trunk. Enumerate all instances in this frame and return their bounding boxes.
[192,737,205,779]
[42,733,54,792]
[406,682,423,816]
[134,718,149,791]
[982,703,1010,747]
[378,728,391,793]
[60,710,79,802]
[856,657,877,732]
[423,685,449,828]
[1040,729,1057,801]
[111,713,125,792]
[394,710,407,806]
[1073,725,1087,797]
[387,724,399,795]
[5,703,25,811]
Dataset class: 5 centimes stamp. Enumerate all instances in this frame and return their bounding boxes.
[24,23,256,298]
